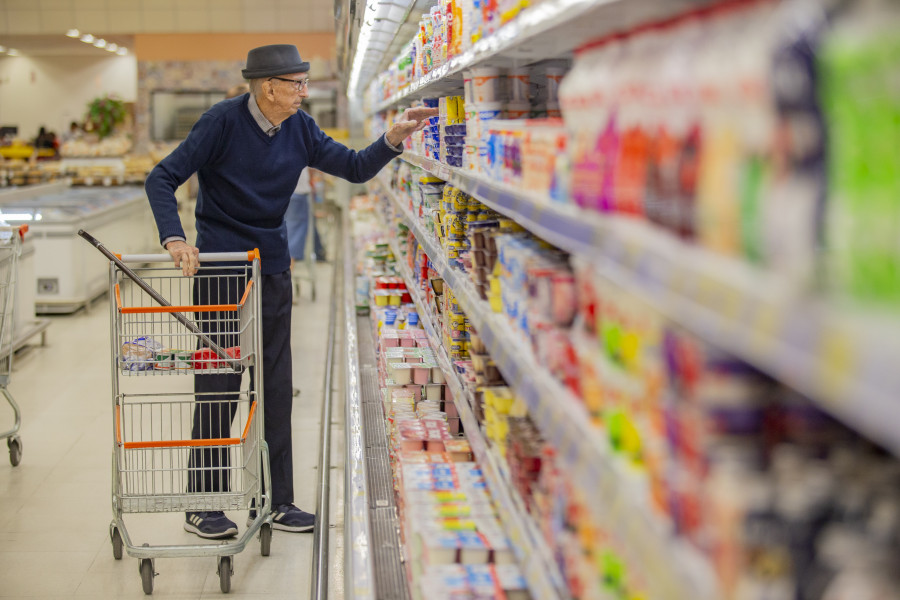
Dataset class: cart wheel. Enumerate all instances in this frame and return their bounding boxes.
[8,436,21,466]
[259,523,272,557]
[217,556,232,593]
[111,527,123,560]
[140,558,154,595]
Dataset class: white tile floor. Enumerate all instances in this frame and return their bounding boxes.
[0,254,344,599]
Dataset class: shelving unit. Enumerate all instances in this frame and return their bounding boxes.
[371,175,719,600]
[381,218,567,600]
[353,1,900,599]
[394,152,900,459]
[372,0,714,112]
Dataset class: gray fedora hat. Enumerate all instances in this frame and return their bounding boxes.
[242,44,311,79]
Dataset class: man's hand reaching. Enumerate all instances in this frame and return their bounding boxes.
[385,107,439,148]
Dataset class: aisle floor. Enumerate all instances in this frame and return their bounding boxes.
[0,256,343,599]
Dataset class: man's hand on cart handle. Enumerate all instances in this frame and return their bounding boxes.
[166,240,200,276]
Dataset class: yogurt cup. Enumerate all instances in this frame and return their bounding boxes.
[470,66,502,104]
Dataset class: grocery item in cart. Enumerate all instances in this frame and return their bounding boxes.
[121,336,164,371]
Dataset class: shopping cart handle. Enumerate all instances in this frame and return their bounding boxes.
[78,229,102,248]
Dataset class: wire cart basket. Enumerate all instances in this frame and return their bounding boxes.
[0,225,27,467]
[106,250,272,595]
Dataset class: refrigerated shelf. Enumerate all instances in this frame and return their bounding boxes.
[372,0,714,113]
[395,151,900,459]
[371,175,719,600]
[0,186,157,313]
[383,225,567,600]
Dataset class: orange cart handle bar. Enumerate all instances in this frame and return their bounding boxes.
[117,250,260,264]
[78,229,241,370]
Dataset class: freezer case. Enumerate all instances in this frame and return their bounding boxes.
[0,187,157,313]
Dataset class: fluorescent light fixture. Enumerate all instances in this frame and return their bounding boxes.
[66,29,80,38]
[106,43,118,52]
[0,214,35,221]
[347,2,376,98]
[116,47,128,56]
[93,38,107,48]
[6,49,18,56]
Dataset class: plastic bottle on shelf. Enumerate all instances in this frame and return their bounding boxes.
[819,0,900,303]
[731,5,779,267]
[765,0,828,288]
[645,18,703,237]
[694,10,746,257]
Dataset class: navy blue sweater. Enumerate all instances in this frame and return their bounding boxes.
[145,94,400,274]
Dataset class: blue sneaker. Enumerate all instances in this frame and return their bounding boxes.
[184,511,238,539]
[271,504,315,533]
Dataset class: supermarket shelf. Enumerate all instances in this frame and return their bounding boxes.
[384,229,568,600]
[396,152,900,458]
[372,176,718,600]
[371,0,712,113]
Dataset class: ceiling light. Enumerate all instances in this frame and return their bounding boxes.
[116,48,128,56]
[66,29,80,38]
[6,49,19,56]
[0,46,6,53]
[93,38,107,48]
[106,43,118,52]
[80,33,94,43]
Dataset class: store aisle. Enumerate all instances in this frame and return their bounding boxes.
[0,258,341,599]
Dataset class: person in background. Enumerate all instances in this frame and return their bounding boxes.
[145,44,436,539]
[286,167,326,267]
[62,121,82,143]
[33,126,58,160]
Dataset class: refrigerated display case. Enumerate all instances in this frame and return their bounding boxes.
[0,186,156,313]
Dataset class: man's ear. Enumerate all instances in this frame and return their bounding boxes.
[262,80,276,101]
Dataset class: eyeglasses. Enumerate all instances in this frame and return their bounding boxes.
[268,76,310,91]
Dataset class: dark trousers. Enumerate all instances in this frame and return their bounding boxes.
[187,269,294,506]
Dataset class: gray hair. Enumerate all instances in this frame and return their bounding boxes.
[248,78,266,97]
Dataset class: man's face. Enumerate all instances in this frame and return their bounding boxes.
[265,72,310,115]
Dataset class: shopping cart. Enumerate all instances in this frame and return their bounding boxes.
[0,225,27,467]
[89,234,272,595]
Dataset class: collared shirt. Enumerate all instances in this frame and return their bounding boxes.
[248,93,280,136]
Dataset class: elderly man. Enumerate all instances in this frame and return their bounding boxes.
[145,44,435,539]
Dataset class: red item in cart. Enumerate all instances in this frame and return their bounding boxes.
[191,346,241,370]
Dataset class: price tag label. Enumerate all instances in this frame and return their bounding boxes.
[817,326,855,400]
[719,282,744,322]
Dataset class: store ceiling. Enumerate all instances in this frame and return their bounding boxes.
[0,0,336,33]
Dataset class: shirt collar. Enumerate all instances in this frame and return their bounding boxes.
[248,94,280,136]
